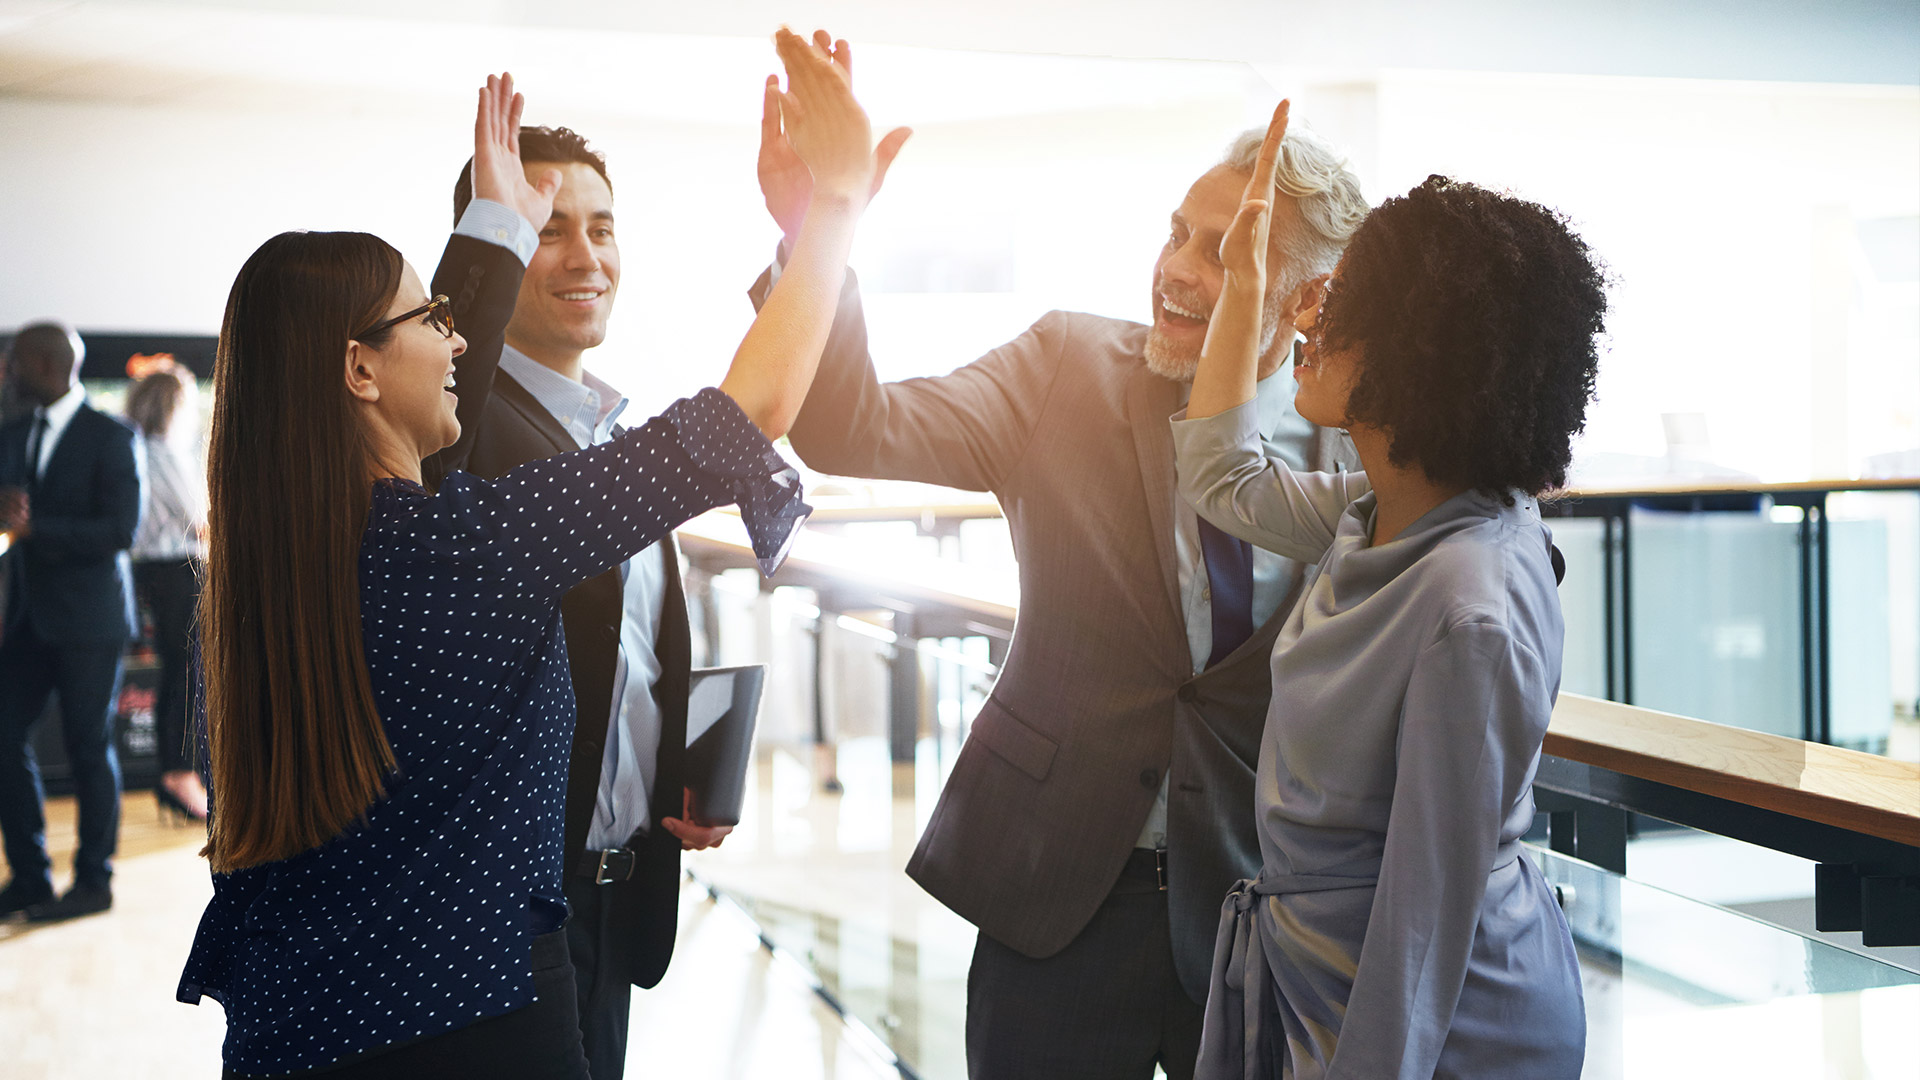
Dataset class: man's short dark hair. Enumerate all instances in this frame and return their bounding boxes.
[1316,175,1608,501]
[453,126,612,223]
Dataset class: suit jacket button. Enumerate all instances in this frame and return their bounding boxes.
[1139,768,1159,789]
[1177,685,1197,703]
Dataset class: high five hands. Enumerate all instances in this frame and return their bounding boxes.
[472,72,562,230]
[760,29,912,244]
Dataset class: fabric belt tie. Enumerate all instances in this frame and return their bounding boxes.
[1198,517,1255,668]
[1201,841,1525,1079]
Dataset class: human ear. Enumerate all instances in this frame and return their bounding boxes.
[1280,274,1328,330]
[343,341,381,404]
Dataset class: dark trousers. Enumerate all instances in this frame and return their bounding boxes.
[133,559,200,774]
[225,929,590,1079]
[966,849,1204,1080]
[0,623,125,890]
[563,873,633,1080]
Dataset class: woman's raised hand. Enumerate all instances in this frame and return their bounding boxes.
[1219,100,1288,291]
[1189,100,1289,420]
[472,72,562,229]
[771,28,877,208]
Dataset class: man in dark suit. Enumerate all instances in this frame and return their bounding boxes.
[423,126,730,1080]
[0,322,143,921]
[755,110,1369,1076]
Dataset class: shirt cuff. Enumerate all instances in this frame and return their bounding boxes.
[454,199,538,266]
[664,388,812,575]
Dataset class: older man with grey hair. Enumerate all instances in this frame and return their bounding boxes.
[755,115,1369,1078]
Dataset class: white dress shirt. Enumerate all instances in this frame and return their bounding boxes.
[28,384,88,480]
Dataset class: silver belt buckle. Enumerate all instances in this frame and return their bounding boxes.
[1154,848,1169,892]
[594,849,623,885]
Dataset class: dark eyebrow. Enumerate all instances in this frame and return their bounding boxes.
[544,207,616,226]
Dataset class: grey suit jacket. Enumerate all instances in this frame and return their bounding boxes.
[766,268,1358,1000]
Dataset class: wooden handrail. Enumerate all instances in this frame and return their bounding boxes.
[1545,693,1920,847]
[677,512,1018,625]
[677,515,1919,849]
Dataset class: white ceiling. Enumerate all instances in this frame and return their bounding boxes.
[0,0,1914,123]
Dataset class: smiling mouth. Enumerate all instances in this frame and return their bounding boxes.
[554,289,604,303]
[1158,295,1209,328]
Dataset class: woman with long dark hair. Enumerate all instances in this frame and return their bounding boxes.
[1177,105,1604,1078]
[178,33,876,1077]
[125,361,209,821]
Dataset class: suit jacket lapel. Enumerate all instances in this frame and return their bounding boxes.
[38,406,91,489]
[1126,365,1186,631]
[493,372,578,457]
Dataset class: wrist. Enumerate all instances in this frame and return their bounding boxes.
[805,187,866,215]
[1222,272,1266,300]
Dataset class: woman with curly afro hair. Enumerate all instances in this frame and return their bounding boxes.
[1174,103,1603,1080]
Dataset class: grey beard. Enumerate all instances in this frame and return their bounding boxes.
[1142,302,1284,383]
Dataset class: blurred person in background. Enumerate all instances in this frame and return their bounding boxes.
[0,320,143,922]
[125,359,210,822]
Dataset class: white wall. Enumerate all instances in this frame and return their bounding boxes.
[2,54,1916,478]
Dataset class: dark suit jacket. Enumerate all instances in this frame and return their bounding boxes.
[422,233,689,991]
[762,266,1360,1001]
[0,401,142,644]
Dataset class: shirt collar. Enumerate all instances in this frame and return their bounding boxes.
[37,384,86,430]
[498,344,628,437]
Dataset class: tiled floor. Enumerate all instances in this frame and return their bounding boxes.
[692,737,1920,1080]
[1,793,896,1080]
[10,748,1919,1080]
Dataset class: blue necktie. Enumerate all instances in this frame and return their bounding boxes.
[1199,517,1255,668]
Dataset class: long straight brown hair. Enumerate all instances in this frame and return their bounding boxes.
[202,231,404,873]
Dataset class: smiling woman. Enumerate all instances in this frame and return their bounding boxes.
[179,33,885,1077]
[344,274,470,478]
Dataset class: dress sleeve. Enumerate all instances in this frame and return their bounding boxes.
[432,388,809,599]
[1170,399,1370,564]
[1325,621,1554,1080]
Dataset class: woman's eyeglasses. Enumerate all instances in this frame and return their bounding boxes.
[355,295,454,341]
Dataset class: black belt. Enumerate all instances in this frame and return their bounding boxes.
[1126,847,1170,892]
[575,846,639,885]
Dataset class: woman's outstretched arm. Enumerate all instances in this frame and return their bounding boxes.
[719,28,879,439]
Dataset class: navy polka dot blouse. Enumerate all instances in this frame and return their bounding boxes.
[177,390,807,1074]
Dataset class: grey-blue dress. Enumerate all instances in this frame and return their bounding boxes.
[1171,401,1584,1080]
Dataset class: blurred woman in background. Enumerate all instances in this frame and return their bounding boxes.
[125,360,209,822]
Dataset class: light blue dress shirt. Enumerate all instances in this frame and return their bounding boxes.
[495,345,671,849]
[1137,357,1316,849]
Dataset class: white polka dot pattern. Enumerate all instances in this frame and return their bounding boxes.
[176,390,809,1073]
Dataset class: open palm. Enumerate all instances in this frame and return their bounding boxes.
[472,72,561,229]
[1220,100,1289,287]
